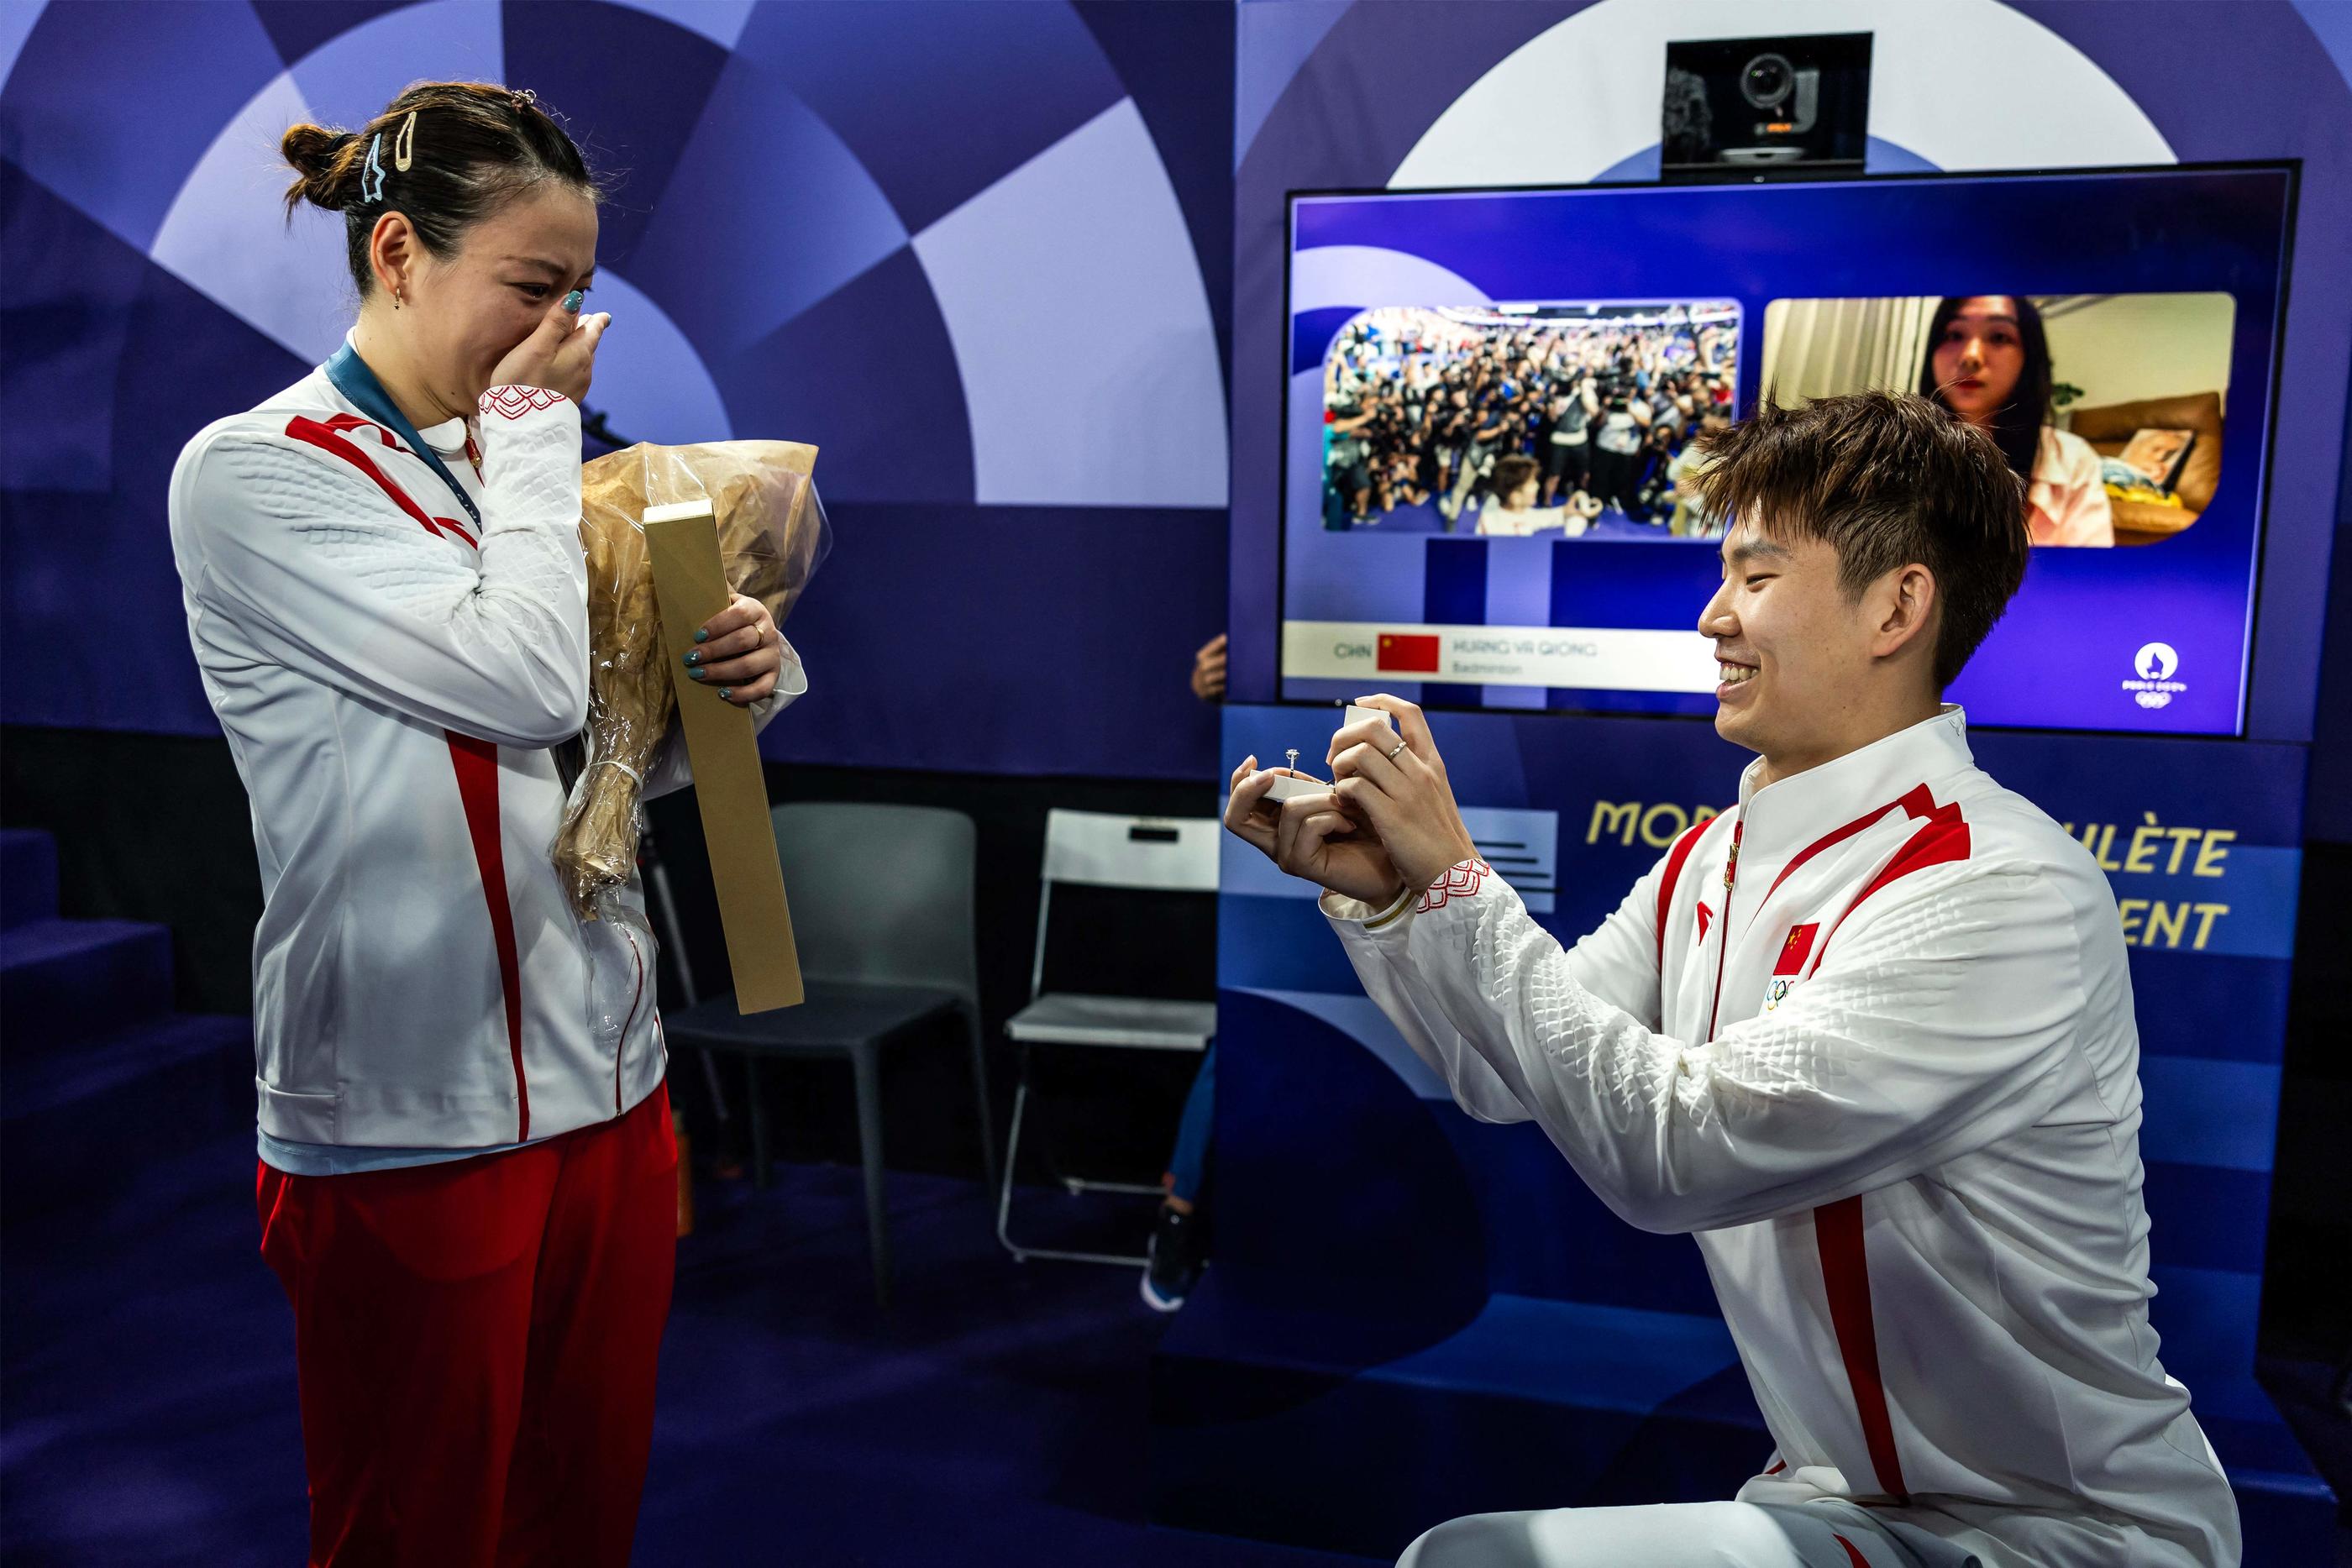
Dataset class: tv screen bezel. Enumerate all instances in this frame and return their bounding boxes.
[1273,159,2303,744]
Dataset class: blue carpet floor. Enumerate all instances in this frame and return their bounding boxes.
[1,1131,1376,1567]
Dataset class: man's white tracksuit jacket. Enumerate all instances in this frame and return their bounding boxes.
[1329,707,2239,1567]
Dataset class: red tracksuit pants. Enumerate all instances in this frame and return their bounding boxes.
[256,1082,676,1567]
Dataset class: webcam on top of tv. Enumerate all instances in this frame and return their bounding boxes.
[1662,32,1872,183]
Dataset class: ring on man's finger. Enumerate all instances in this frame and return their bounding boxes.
[1386,739,1408,763]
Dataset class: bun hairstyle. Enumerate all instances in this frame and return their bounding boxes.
[281,80,600,299]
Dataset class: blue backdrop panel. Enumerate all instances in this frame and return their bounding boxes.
[705,248,974,505]
[754,502,1225,778]
[0,162,310,732]
[0,0,1233,781]
[624,74,911,363]
[497,2,731,267]
[734,0,1124,238]
[1074,0,1235,385]
[249,3,416,69]
[1,0,285,254]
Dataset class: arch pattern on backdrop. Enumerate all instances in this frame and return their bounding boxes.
[4,0,1225,506]
[0,0,1234,772]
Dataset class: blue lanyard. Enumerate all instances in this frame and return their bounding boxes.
[323,342,482,532]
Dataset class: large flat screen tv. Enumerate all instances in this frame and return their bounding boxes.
[1280,164,2295,736]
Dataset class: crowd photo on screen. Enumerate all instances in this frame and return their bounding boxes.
[1317,302,1740,538]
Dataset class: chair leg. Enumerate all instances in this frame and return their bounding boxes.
[747,1056,772,1191]
[850,1046,891,1310]
[963,1005,999,1196]
[995,1076,1031,1260]
[993,1043,1154,1270]
[695,1041,732,1123]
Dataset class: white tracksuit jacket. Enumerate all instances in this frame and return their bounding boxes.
[168,364,801,1150]
[1326,707,2239,1568]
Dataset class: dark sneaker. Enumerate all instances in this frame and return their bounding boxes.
[1141,1204,1204,1313]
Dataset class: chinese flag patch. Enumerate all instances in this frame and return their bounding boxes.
[1774,922,1819,976]
[1377,633,1442,674]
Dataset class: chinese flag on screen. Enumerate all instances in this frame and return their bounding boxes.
[1378,633,1442,674]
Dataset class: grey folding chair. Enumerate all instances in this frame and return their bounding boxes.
[664,802,994,1309]
[996,809,1219,1268]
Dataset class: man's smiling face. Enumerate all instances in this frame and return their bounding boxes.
[1697,515,1885,766]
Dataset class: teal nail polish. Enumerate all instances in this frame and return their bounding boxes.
[690,669,706,681]
[694,628,709,644]
[685,651,701,666]
[720,688,733,701]
[562,289,583,312]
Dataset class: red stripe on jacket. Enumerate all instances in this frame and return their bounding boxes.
[283,416,476,551]
[446,734,530,1141]
[1815,1194,1909,1502]
[1654,815,1717,967]
[286,415,528,1134]
[1808,784,1971,974]
[284,416,448,540]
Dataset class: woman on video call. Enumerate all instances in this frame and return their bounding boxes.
[1919,295,2114,547]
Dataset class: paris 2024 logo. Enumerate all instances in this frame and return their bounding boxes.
[2124,642,2186,710]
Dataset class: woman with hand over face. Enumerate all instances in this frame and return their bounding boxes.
[168,81,805,1565]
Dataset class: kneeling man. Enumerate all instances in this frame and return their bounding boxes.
[1225,392,2238,1568]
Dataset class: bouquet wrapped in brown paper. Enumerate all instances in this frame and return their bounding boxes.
[554,442,828,919]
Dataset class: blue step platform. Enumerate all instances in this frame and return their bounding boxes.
[0,829,253,1221]
[3,917,176,1051]
[1153,1281,1769,1559]
[2,827,60,931]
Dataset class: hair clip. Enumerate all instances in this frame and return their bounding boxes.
[510,87,537,113]
[391,109,416,173]
[360,132,387,203]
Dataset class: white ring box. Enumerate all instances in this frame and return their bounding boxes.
[1260,705,1399,801]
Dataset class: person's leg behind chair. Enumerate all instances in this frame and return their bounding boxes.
[1143,1044,1215,1312]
